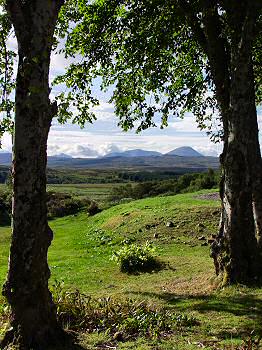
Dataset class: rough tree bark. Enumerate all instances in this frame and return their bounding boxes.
[253,165,262,247]
[218,68,261,283]
[1,0,65,348]
[208,2,262,284]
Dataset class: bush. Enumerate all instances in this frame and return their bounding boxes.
[87,201,101,216]
[0,189,90,222]
[112,242,161,273]
[0,189,12,225]
[47,192,88,218]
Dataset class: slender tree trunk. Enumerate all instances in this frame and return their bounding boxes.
[1,1,64,348]
[211,11,262,284]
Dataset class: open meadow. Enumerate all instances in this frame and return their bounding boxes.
[47,183,119,202]
[1,190,262,349]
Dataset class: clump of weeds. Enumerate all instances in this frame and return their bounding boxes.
[51,281,198,341]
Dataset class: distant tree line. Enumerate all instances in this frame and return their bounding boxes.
[117,169,202,182]
[0,169,219,226]
[0,167,214,185]
[110,169,219,202]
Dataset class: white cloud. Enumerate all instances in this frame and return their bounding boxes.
[48,144,99,158]
[7,34,18,52]
[257,110,262,133]
[168,114,200,133]
[92,101,114,113]
[98,143,123,156]
[194,144,222,157]
[0,133,12,152]
[50,52,69,75]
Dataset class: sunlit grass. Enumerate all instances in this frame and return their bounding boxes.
[1,190,262,349]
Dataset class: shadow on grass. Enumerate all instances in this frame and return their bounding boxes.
[47,344,86,350]
[0,330,86,350]
[121,259,168,275]
[128,290,262,340]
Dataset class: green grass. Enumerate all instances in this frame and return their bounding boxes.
[47,183,121,202]
[1,190,262,349]
[0,182,121,203]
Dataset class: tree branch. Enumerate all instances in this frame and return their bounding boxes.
[176,0,208,54]
[6,0,65,50]
[5,0,26,45]
[201,1,230,120]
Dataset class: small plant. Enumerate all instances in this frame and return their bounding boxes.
[112,242,161,273]
[0,297,11,337]
[240,331,261,350]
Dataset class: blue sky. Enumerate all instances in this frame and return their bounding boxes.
[1,37,261,158]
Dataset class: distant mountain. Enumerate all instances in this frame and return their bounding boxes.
[51,153,72,159]
[0,153,12,165]
[165,146,203,157]
[45,154,219,170]
[0,148,219,172]
[105,149,162,158]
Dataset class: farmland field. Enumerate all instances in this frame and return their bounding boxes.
[47,183,120,202]
[0,182,123,203]
[1,190,262,349]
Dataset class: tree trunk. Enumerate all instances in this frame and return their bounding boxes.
[211,12,262,284]
[253,170,262,248]
[1,1,64,348]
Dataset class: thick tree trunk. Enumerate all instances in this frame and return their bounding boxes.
[211,12,262,284]
[1,1,64,348]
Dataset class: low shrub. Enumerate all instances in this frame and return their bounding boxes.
[51,281,198,339]
[47,192,89,219]
[0,189,12,225]
[87,201,101,216]
[112,242,161,273]
[0,189,92,221]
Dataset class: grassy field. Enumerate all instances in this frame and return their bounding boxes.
[0,182,120,203]
[47,183,119,202]
[1,190,262,349]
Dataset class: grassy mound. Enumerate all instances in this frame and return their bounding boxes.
[1,190,262,349]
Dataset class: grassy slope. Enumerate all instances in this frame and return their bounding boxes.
[1,190,262,349]
[48,191,219,294]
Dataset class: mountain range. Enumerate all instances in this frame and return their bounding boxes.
[105,147,203,158]
[105,149,162,158]
[0,146,219,171]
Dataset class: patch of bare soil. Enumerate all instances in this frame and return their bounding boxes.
[195,192,220,201]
